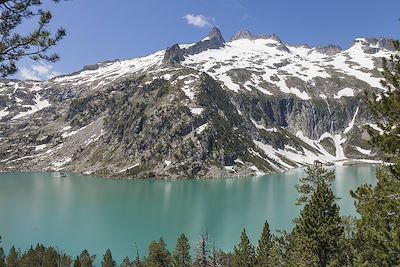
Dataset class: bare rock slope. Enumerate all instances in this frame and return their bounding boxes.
[0,27,393,178]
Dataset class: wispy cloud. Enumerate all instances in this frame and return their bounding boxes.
[19,63,60,81]
[183,14,213,28]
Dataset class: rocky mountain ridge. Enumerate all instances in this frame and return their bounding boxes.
[0,27,394,179]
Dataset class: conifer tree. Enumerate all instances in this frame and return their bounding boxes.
[73,256,81,267]
[208,239,224,267]
[6,246,19,267]
[78,249,96,267]
[0,237,5,267]
[0,0,66,77]
[193,232,209,267]
[0,247,4,267]
[351,168,400,265]
[133,245,143,267]
[352,38,400,266]
[256,221,272,266]
[173,234,191,267]
[102,249,116,267]
[295,162,335,205]
[145,238,172,267]
[365,40,400,174]
[232,229,256,267]
[295,182,343,267]
[120,256,132,267]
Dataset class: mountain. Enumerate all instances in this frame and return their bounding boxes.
[0,27,394,179]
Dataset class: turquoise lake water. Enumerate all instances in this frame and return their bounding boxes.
[0,166,377,264]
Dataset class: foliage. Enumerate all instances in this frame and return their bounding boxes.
[351,167,400,266]
[365,40,400,174]
[256,221,273,267]
[5,246,18,267]
[145,238,172,267]
[0,237,4,267]
[193,232,209,267]
[0,0,66,77]
[78,249,96,267]
[232,229,256,267]
[173,234,191,267]
[295,162,335,205]
[102,249,116,267]
[354,38,400,266]
[293,182,343,267]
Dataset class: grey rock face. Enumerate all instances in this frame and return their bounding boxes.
[229,30,255,41]
[0,28,389,179]
[352,37,396,52]
[185,27,225,55]
[163,44,184,64]
[162,27,226,65]
[313,45,342,55]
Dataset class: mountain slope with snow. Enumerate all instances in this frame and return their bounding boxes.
[0,27,391,178]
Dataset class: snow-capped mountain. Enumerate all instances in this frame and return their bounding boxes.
[0,27,393,178]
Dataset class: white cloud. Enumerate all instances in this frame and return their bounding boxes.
[183,14,212,28]
[19,63,60,81]
[19,67,41,80]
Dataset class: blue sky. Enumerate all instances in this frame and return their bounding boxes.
[17,0,400,80]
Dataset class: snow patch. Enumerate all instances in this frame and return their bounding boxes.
[366,123,384,135]
[34,144,47,151]
[334,88,355,99]
[353,146,371,155]
[195,123,208,134]
[0,109,9,119]
[344,107,359,134]
[118,163,140,173]
[249,165,264,176]
[12,95,51,120]
[234,158,244,165]
[190,107,203,115]
[52,157,72,169]
[225,166,235,172]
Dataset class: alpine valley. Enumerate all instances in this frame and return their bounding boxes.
[0,28,394,179]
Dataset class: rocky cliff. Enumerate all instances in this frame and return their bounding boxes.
[0,28,393,178]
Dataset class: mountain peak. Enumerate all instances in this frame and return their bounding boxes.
[229,30,255,41]
[207,27,225,43]
[351,37,396,52]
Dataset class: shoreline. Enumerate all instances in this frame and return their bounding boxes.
[0,159,384,181]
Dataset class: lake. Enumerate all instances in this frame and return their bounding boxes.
[0,166,377,264]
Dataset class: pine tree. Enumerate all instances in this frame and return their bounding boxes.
[78,249,96,267]
[73,256,81,267]
[295,162,335,205]
[193,232,209,267]
[295,182,343,267]
[0,237,5,267]
[365,40,400,174]
[256,221,272,266]
[173,234,191,267]
[0,247,4,267]
[56,250,72,267]
[352,38,400,266]
[0,0,66,77]
[120,257,132,267]
[133,245,143,267]
[145,238,172,267]
[351,167,400,265]
[102,249,116,267]
[208,239,224,267]
[6,246,19,267]
[232,229,256,267]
